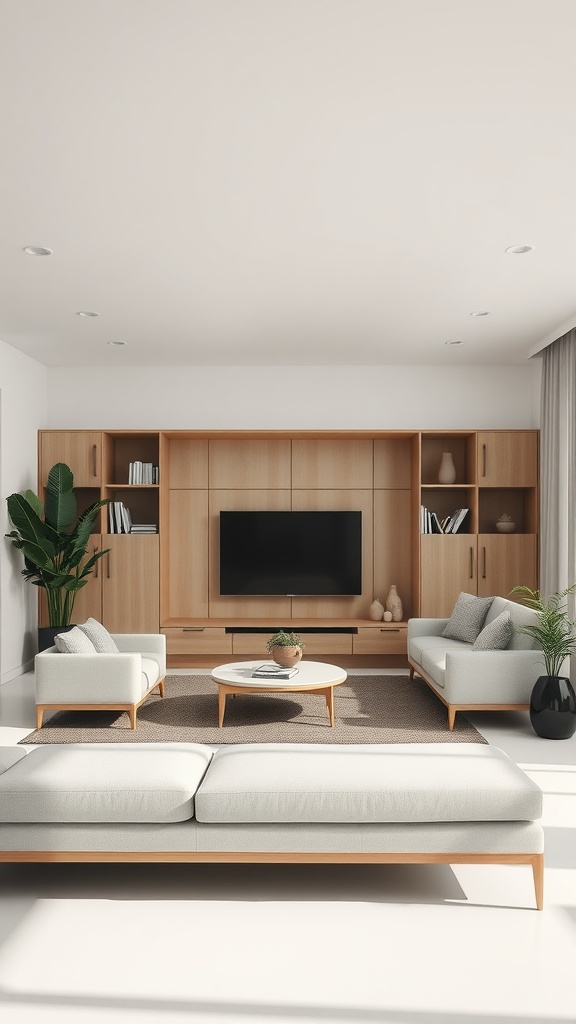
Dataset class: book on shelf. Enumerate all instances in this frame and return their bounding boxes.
[108,501,133,534]
[128,461,159,485]
[130,524,157,534]
[251,664,300,679]
[420,505,469,534]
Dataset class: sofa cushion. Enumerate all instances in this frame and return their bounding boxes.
[409,636,470,681]
[0,748,28,775]
[443,593,494,643]
[472,610,513,650]
[483,597,539,651]
[0,744,213,823]
[194,743,542,824]
[55,627,97,654]
[77,617,119,653]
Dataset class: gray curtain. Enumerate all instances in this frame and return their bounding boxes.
[539,329,576,606]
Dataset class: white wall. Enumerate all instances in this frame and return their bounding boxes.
[48,363,542,430]
[0,340,48,682]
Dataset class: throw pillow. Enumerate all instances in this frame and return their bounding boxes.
[472,609,513,650]
[442,592,494,643]
[55,626,97,654]
[77,617,119,653]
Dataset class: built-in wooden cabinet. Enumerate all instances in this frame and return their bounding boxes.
[418,430,538,617]
[39,427,539,662]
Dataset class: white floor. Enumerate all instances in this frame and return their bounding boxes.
[1,669,575,1024]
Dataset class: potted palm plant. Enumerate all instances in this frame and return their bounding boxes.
[266,630,305,668]
[6,462,111,649]
[511,584,576,739]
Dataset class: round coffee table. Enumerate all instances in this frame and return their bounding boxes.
[211,660,348,728]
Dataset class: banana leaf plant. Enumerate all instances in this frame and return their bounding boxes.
[5,462,111,627]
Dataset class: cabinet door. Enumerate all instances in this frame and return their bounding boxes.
[477,432,538,487]
[477,535,537,599]
[420,535,477,618]
[102,535,159,633]
[40,432,102,486]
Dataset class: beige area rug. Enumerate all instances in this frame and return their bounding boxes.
[20,674,487,745]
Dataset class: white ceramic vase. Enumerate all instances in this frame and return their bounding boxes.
[386,585,403,622]
[438,452,456,484]
[369,598,384,621]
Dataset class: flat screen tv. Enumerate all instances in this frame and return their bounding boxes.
[219,510,362,596]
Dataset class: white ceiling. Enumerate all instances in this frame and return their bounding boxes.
[1,0,576,368]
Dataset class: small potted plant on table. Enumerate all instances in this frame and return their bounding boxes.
[266,630,305,668]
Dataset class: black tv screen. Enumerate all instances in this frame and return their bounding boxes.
[219,510,362,596]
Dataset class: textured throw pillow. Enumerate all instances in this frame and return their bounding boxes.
[77,617,119,653]
[442,592,494,643]
[55,626,97,654]
[472,610,513,650]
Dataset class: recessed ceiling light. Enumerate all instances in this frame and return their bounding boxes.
[107,340,127,347]
[76,310,100,318]
[505,245,534,254]
[23,245,52,256]
[470,311,490,317]
[445,340,463,346]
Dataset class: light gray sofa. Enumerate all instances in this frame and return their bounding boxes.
[408,597,544,730]
[34,633,166,730]
[0,741,544,909]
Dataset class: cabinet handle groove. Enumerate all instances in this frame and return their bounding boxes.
[107,551,111,579]
[94,546,99,579]
[380,628,400,632]
[92,444,97,478]
[482,443,487,477]
[482,546,487,579]
[469,546,474,578]
[183,627,205,632]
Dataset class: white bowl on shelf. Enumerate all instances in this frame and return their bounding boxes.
[496,521,516,533]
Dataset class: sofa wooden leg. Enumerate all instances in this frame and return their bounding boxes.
[158,678,165,698]
[447,706,456,731]
[129,707,137,730]
[532,853,544,910]
[36,707,44,730]
[409,665,415,679]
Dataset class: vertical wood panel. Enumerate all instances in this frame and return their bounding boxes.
[168,439,209,489]
[102,535,159,633]
[209,440,291,489]
[374,439,412,488]
[292,440,373,489]
[373,490,412,619]
[167,490,209,617]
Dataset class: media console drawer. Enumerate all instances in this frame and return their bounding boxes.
[162,627,232,656]
[352,626,407,655]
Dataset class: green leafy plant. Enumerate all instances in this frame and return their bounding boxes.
[266,630,305,652]
[6,463,111,627]
[511,584,576,678]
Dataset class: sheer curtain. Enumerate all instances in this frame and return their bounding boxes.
[539,328,576,606]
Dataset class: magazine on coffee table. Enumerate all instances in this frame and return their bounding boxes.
[251,664,300,680]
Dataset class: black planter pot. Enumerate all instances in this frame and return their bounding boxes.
[37,625,75,653]
[530,675,576,739]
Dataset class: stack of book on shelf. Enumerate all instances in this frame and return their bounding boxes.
[128,462,159,484]
[251,664,300,680]
[108,502,132,534]
[130,523,157,534]
[420,506,469,534]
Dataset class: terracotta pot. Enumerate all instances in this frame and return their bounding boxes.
[271,646,303,668]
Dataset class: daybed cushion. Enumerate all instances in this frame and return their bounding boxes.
[0,744,213,823]
[55,627,97,654]
[194,743,542,824]
[0,748,28,775]
[472,610,513,650]
[77,617,119,653]
[442,593,494,643]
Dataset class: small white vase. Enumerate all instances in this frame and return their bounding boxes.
[369,598,384,621]
[438,452,456,484]
[386,585,403,622]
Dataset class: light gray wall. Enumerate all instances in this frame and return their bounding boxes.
[48,362,542,429]
[0,340,48,682]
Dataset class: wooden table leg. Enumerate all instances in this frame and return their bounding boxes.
[218,686,227,728]
[321,685,335,726]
